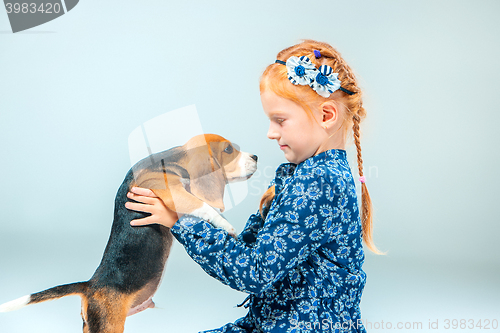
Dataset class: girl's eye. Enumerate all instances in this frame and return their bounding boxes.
[276,118,285,124]
[224,145,233,154]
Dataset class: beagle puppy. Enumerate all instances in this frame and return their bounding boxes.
[0,134,258,333]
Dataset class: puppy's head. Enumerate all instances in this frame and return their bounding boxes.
[184,134,257,180]
[183,134,258,211]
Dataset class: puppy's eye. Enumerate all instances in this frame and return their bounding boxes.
[224,145,233,154]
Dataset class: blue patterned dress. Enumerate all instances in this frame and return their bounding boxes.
[170,149,367,333]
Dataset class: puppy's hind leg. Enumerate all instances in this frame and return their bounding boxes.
[82,289,134,333]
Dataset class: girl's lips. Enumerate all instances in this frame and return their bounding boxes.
[279,144,288,150]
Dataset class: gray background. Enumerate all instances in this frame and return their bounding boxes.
[1,0,499,332]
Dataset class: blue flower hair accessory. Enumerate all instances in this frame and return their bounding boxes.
[285,55,316,85]
[275,56,355,97]
[310,64,342,98]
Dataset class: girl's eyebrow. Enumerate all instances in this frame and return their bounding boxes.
[267,111,287,118]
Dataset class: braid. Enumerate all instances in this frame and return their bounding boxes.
[352,113,381,254]
[352,113,363,178]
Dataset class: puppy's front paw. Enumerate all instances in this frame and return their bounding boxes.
[190,203,237,238]
[211,214,237,238]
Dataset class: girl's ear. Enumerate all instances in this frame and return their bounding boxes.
[320,101,339,128]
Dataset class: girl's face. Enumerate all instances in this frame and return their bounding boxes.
[261,90,325,164]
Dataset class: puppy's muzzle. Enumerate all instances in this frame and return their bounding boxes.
[236,152,258,181]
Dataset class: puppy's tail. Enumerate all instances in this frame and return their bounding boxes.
[0,282,88,312]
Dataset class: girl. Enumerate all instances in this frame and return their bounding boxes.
[126,40,379,333]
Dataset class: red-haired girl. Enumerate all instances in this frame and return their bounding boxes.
[127,39,379,333]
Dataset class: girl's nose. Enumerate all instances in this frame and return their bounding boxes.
[267,124,279,140]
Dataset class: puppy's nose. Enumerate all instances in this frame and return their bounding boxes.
[251,155,258,162]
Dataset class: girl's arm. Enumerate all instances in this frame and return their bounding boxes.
[125,187,264,245]
[169,174,346,297]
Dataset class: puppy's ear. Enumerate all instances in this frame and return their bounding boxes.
[190,170,226,212]
[186,145,226,212]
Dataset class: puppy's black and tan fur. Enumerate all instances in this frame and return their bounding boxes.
[0,134,258,333]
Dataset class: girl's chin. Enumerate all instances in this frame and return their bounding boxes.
[283,150,312,164]
[283,152,300,164]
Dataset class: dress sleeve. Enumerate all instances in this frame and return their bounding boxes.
[170,174,339,296]
[237,210,264,245]
[236,179,275,245]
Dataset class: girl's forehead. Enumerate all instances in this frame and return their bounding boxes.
[262,104,296,118]
[261,91,298,109]
[261,91,318,120]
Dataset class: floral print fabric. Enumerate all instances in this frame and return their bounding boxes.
[170,149,367,333]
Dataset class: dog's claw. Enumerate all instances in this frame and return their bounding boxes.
[227,228,237,239]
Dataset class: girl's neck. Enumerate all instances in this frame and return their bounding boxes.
[314,122,347,156]
[315,136,346,156]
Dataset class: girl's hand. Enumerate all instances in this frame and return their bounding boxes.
[125,187,182,228]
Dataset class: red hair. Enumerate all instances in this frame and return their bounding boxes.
[260,40,382,254]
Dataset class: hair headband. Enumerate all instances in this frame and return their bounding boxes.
[275,53,355,97]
